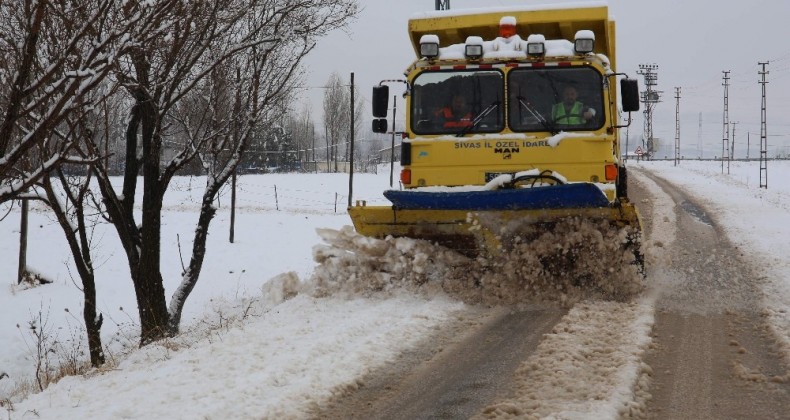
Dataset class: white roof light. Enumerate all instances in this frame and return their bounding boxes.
[420,34,440,59]
[465,36,484,59]
[574,30,595,54]
[526,34,546,57]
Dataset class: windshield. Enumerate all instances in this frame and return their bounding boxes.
[411,70,504,135]
[508,67,604,132]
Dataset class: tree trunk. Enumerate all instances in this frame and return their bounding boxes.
[136,100,170,345]
[43,177,105,366]
[168,191,218,333]
[83,271,105,366]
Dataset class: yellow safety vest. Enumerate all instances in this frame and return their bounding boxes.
[552,102,584,125]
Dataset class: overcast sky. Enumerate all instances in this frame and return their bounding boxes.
[301,0,790,158]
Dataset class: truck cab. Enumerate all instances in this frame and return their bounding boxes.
[372,4,639,201]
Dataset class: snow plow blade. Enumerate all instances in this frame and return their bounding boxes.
[348,186,643,269]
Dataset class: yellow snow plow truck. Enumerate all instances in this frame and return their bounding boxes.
[350,4,644,274]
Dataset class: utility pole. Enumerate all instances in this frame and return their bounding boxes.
[229,168,236,243]
[637,64,660,160]
[435,0,450,10]
[721,70,730,174]
[624,125,630,162]
[312,124,317,173]
[18,199,28,284]
[390,94,397,187]
[730,121,738,160]
[348,72,355,207]
[747,132,750,160]
[697,112,703,159]
[759,61,769,188]
[674,87,681,166]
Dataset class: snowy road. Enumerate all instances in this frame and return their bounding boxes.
[308,167,789,420]
[632,169,789,419]
[313,306,565,419]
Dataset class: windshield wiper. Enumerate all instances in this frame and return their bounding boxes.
[456,100,500,137]
[517,96,559,134]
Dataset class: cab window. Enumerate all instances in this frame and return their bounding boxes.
[508,67,604,132]
[411,70,504,135]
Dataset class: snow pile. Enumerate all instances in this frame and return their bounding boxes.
[10,293,466,419]
[477,300,655,419]
[309,218,643,307]
[308,226,472,299]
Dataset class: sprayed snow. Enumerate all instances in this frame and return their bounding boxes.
[311,221,642,308]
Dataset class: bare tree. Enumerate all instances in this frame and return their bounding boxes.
[82,0,359,344]
[41,163,105,367]
[284,104,316,168]
[0,0,182,367]
[322,72,365,171]
[0,0,158,202]
[322,72,349,172]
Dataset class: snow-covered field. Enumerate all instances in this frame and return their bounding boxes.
[0,160,788,418]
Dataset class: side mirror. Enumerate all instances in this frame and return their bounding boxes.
[620,79,640,112]
[372,119,388,133]
[372,85,389,118]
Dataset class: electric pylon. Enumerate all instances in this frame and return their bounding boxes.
[721,71,730,174]
[637,64,660,160]
[759,61,769,188]
[674,87,681,166]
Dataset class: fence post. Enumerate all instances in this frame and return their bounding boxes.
[274,185,279,211]
[229,169,236,243]
[17,199,28,284]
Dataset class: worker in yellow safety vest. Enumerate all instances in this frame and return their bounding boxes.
[551,85,596,126]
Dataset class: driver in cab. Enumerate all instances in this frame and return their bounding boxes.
[436,94,473,129]
[551,85,596,126]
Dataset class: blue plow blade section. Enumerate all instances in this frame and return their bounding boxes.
[383,183,611,211]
